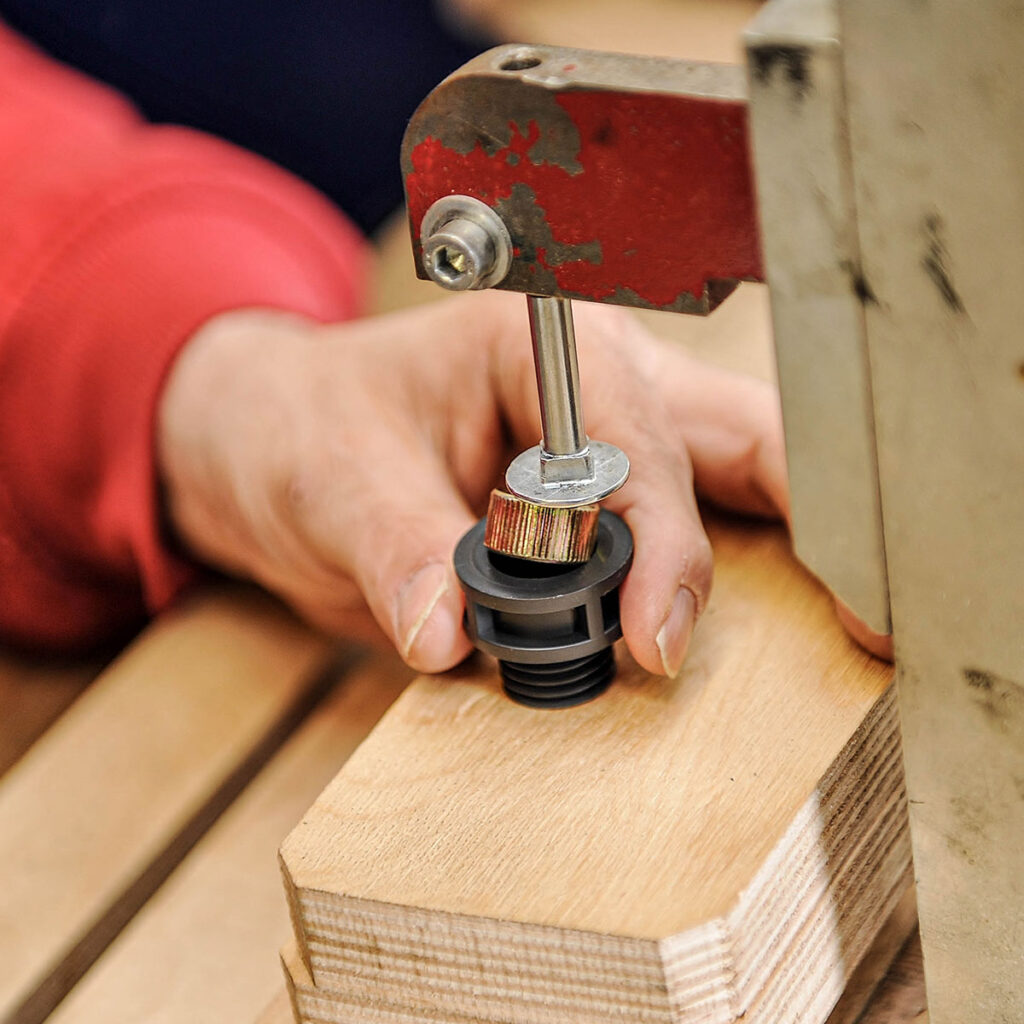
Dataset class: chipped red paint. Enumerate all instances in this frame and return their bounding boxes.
[405,90,762,308]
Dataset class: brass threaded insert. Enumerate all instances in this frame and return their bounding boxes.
[484,489,600,563]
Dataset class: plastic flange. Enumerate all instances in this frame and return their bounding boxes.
[454,510,633,708]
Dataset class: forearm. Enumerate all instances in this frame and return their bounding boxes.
[0,23,368,650]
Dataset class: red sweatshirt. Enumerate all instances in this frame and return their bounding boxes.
[0,24,367,651]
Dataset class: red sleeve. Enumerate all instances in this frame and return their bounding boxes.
[0,24,369,651]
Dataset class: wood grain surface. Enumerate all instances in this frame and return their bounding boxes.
[281,517,909,1023]
[825,886,918,1024]
[0,586,337,1024]
[280,903,923,1024]
[45,651,412,1024]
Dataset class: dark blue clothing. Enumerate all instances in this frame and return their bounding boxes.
[0,0,490,234]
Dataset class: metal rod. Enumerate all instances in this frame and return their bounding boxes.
[526,295,588,457]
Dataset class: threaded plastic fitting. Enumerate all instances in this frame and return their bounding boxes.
[454,510,633,708]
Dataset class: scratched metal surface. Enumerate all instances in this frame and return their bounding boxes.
[402,45,761,313]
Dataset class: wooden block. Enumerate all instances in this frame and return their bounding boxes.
[281,890,919,1024]
[281,945,320,1021]
[280,518,909,1024]
[825,886,917,1024]
[45,651,412,1024]
[255,990,295,1024]
[0,586,338,1024]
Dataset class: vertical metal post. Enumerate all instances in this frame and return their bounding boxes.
[838,0,1024,1017]
[526,295,589,459]
[505,293,629,506]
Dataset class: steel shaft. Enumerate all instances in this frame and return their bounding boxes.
[526,295,588,459]
[506,292,629,507]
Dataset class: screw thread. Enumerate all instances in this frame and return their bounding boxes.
[499,648,616,708]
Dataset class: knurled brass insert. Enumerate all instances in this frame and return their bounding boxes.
[484,489,600,563]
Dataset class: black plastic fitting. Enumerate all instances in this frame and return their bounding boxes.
[454,510,633,708]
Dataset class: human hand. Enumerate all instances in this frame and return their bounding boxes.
[834,602,894,661]
[157,291,790,676]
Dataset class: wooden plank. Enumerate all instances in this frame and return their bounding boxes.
[280,517,909,1023]
[255,990,294,1024]
[838,1,1024,1017]
[0,585,338,1024]
[45,651,412,1024]
[0,649,102,776]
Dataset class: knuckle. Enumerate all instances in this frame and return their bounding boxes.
[680,536,714,613]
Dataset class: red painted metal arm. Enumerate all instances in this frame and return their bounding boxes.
[402,44,762,315]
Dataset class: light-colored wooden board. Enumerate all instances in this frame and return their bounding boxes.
[0,586,337,1024]
[255,990,295,1024]
[0,649,102,776]
[282,916,928,1024]
[45,650,412,1024]
[281,517,909,1023]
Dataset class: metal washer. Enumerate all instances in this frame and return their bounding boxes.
[505,440,630,508]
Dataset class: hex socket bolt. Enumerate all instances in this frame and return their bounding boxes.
[419,195,513,291]
[422,217,497,291]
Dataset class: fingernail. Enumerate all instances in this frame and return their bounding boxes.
[396,562,457,666]
[656,587,697,678]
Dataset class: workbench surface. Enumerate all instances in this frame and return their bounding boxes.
[0,611,926,1023]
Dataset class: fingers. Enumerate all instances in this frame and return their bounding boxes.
[169,297,787,682]
[608,433,714,678]
[487,301,715,676]
[312,297,785,681]
[657,343,790,521]
[615,484,714,678]
[834,599,895,661]
[288,427,477,674]
[177,308,485,675]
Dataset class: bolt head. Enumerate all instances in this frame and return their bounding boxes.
[419,196,513,291]
[422,222,492,291]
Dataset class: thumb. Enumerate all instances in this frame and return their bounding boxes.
[393,554,471,674]
[299,443,476,674]
[357,482,475,674]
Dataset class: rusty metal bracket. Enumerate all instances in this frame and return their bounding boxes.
[402,44,763,315]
